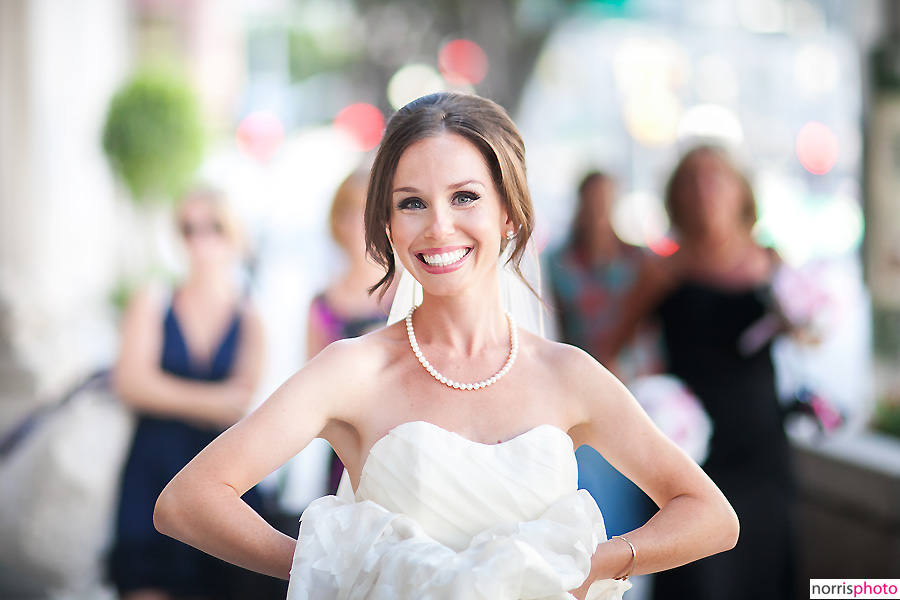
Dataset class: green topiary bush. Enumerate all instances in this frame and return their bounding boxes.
[102,68,204,203]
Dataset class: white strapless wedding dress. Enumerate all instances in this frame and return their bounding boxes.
[286,421,632,600]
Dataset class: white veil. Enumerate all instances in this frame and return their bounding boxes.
[386,241,547,337]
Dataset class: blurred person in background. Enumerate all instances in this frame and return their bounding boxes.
[307,170,393,358]
[609,145,795,600]
[109,187,268,600]
[547,171,660,382]
[307,169,393,494]
[546,170,660,599]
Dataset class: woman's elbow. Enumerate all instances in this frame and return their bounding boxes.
[112,367,143,409]
[717,501,740,553]
[153,482,183,540]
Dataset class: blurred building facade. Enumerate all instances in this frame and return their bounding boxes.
[0,0,892,418]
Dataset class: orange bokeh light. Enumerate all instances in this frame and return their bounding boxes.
[438,39,489,85]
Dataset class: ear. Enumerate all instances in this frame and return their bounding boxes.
[502,213,518,244]
[501,205,513,231]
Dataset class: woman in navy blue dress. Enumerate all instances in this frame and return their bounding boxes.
[109,188,266,600]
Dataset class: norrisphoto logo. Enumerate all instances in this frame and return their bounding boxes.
[810,580,900,599]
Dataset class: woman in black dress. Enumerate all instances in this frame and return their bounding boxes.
[610,146,795,600]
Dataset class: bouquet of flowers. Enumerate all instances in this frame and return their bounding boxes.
[629,374,711,464]
[738,262,836,356]
[738,260,846,437]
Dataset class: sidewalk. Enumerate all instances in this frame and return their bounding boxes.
[0,562,116,600]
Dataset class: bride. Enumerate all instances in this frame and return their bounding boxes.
[155,92,738,599]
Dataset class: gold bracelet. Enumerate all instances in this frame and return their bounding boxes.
[611,535,636,580]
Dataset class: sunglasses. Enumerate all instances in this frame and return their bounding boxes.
[180,221,224,238]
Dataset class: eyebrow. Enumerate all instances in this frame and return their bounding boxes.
[392,180,486,194]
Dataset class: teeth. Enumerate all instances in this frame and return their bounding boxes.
[422,248,467,266]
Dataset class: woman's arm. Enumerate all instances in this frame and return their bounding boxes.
[113,289,262,428]
[154,337,366,579]
[229,302,266,399]
[564,347,738,590]
[600,255,675,371]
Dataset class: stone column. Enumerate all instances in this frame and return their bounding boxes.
[0,0,38,427]
[0,0,130,428]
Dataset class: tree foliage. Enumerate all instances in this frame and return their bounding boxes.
[102,69,205,203]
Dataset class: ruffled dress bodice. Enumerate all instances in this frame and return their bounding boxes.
[287,421,631,600]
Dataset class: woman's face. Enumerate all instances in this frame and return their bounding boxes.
[580,177,616,234]
[178,199,235,269]
[676,152,746,239]
[388,133,511,298]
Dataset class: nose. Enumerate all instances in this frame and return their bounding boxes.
[425,204,455,239]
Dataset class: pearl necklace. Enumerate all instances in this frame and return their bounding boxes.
[405,306,518,391]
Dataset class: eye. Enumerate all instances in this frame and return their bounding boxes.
[396,197,425,210]
[453,191,480,205]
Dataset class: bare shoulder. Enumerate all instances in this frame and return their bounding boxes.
[519,331,634,428]
[320,320,402,362]
[304,327,389,378]
[126,284,168,318]
[648,251,686,286]
[118,285,171,341]
[523,332,619,395]
[525,331,599,372]
[237,300,265,338]
[290,322,405,409]
[239,298,264,323]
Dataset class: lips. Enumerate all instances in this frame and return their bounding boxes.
[416,247,472,271]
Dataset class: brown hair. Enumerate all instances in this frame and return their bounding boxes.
[364,92,534,299]
[569,170,614,253]
[664,145,757,238]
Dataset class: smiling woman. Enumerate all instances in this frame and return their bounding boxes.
[153,92,738,600]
